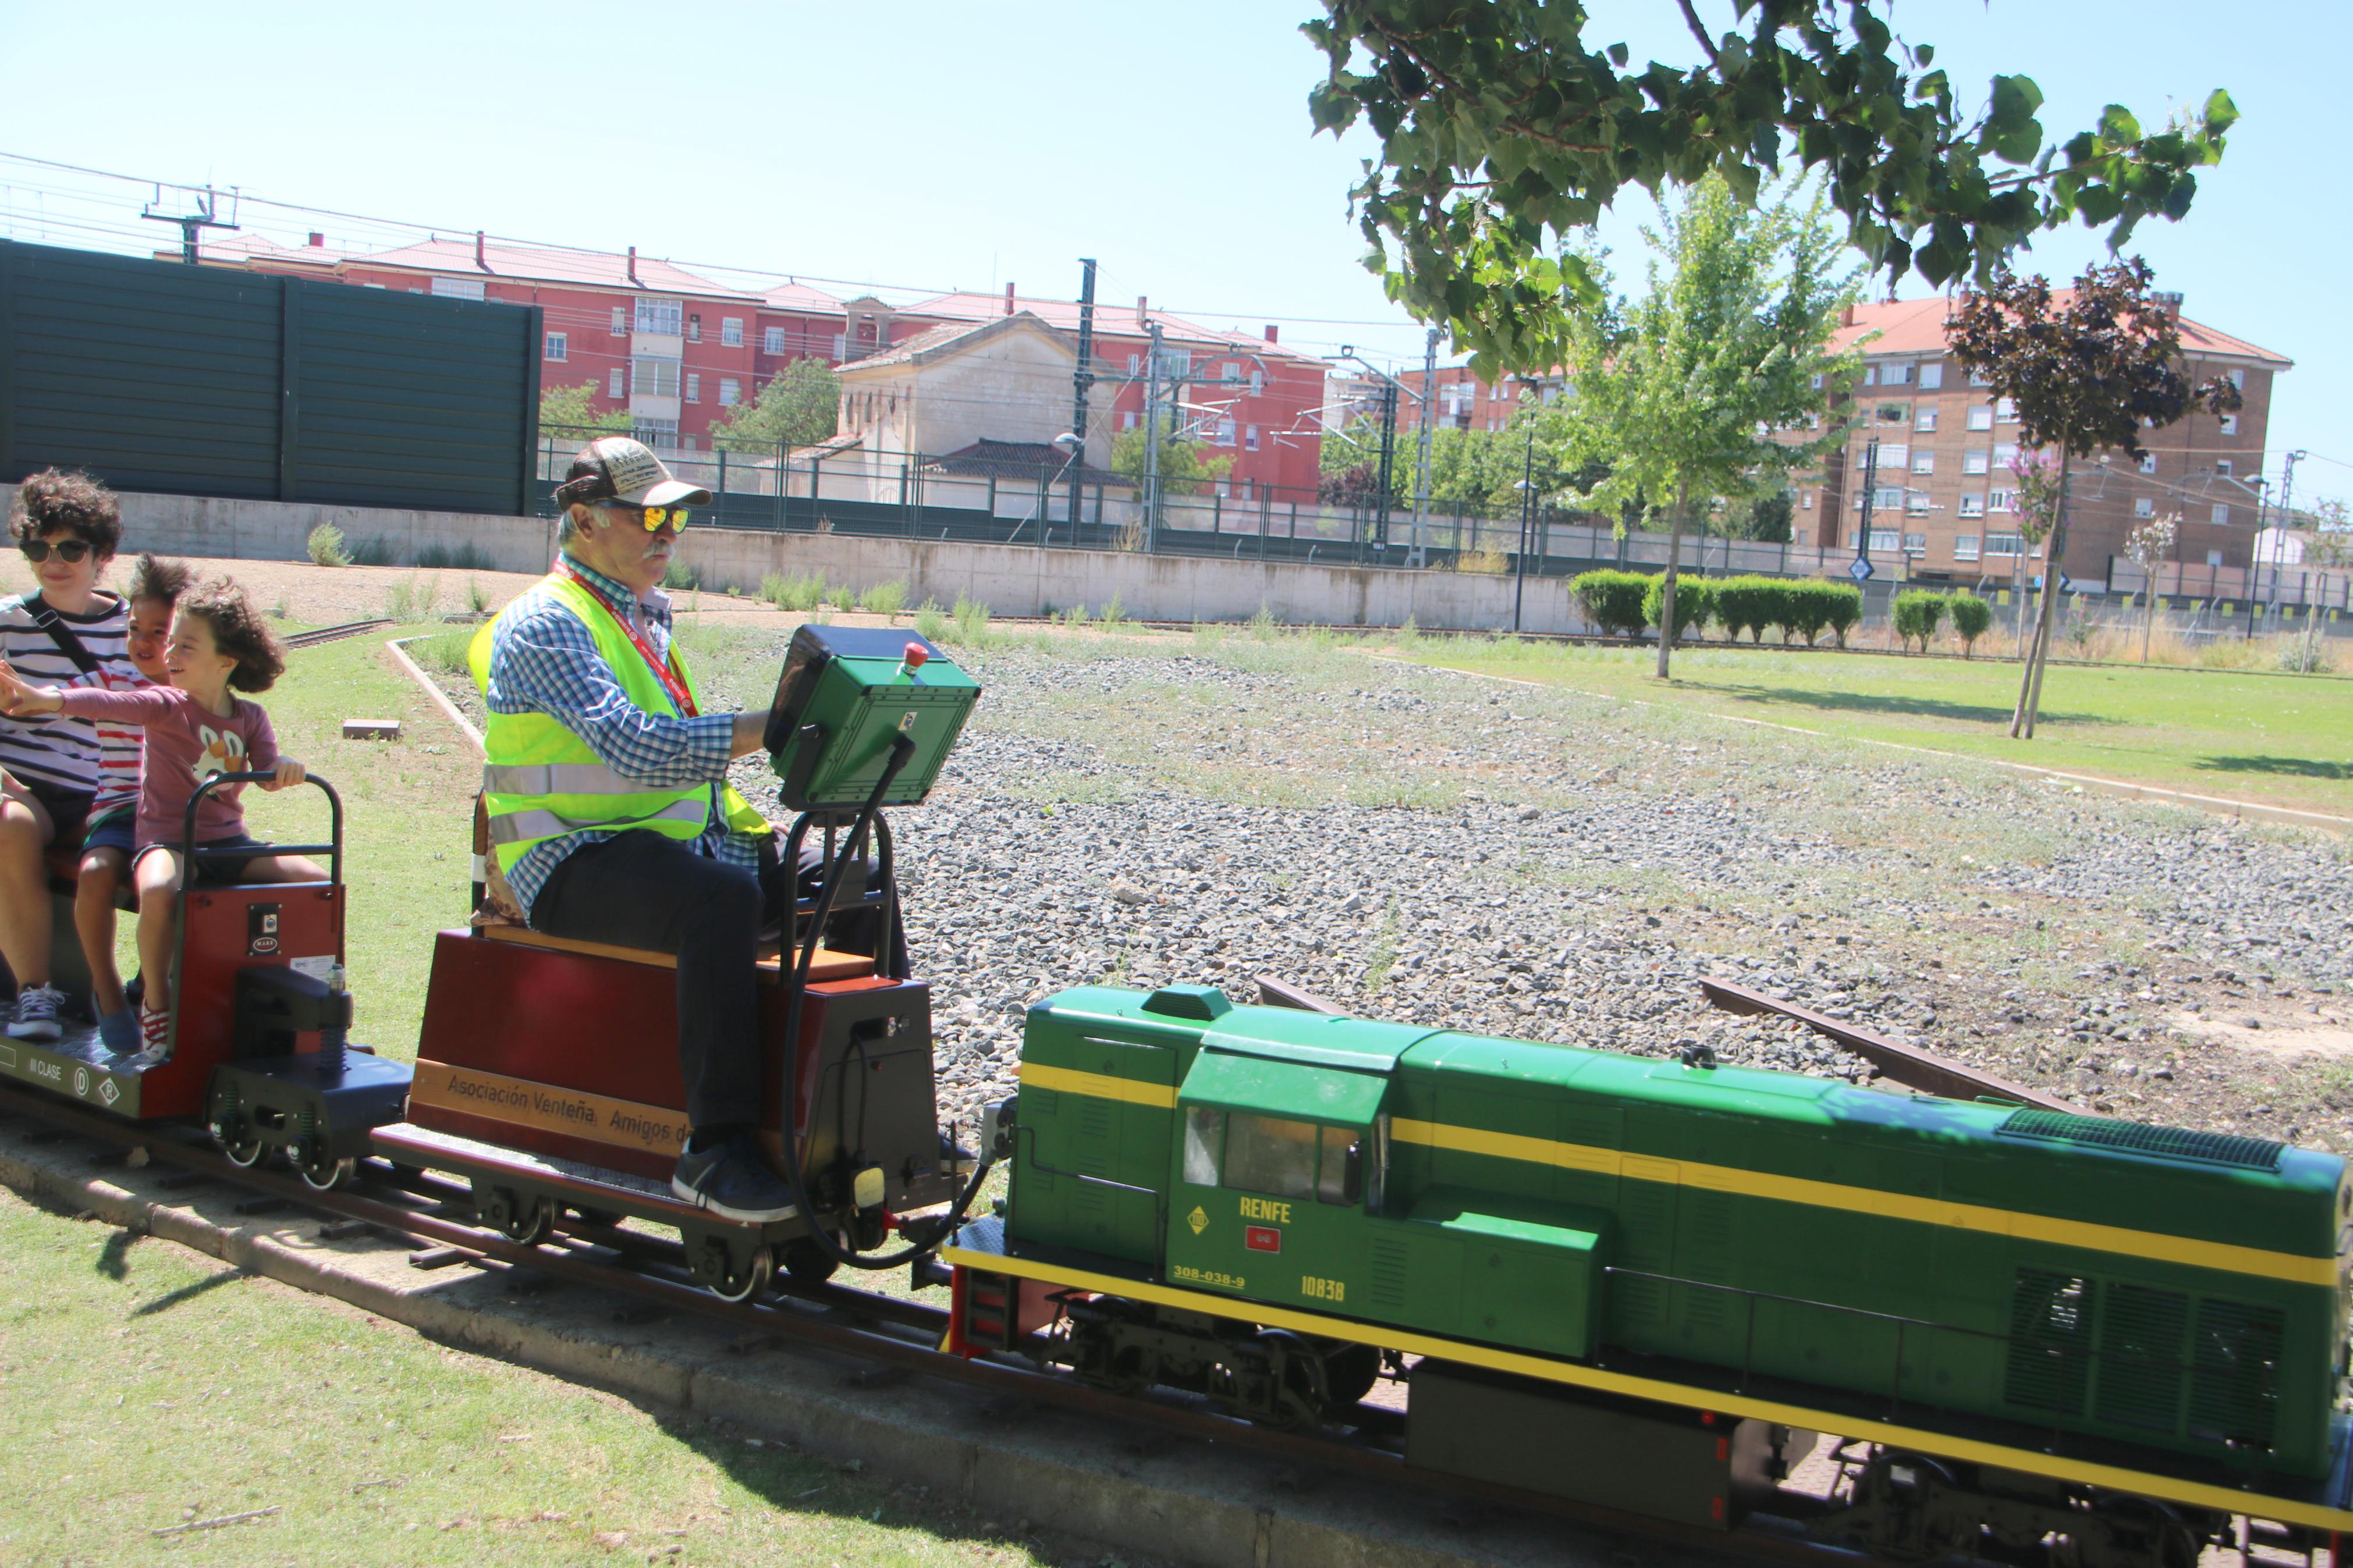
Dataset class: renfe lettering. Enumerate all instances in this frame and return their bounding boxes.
[1238,1196,1291,1224]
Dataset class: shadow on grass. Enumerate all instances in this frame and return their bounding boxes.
[2196,755,2351,781]
[133,1268,251,1316]
[96,1228,136,1280]
[1708,682,2117,728]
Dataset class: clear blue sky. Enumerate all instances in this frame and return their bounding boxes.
[1,0,2343,507]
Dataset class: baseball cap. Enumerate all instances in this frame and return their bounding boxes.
[553,436,713,509]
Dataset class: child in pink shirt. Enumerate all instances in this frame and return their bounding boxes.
[0,577,316,1064]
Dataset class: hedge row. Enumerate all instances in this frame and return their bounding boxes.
[1570,570,1865,647]
[1896,588,1996,655]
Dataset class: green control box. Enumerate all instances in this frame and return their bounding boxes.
[764,625,979,812]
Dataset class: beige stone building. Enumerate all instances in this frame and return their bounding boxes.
[1801,297,2291,586]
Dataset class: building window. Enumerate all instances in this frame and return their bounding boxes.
[2212,504,2230,526]
[1809,372,1823,389]
[1988,489,2015,514]
[1216,417,1237,446]
[2229,368,2245,390]
[544,332,568,361]
[1128,354,1141,374]
[1959,493,1985,518]
[831,333,846,360]
[610,307,627,337]
[684,373,701,403]
[1993,442,2018,468]
[1861,365,1876,387]
[1915,407,1938,433]
[635,298,683,336]
[2219,413,2238,435]
[1869,529,1898,552]
[607,368,624,399]
[1996,396,2018,422]
[762,326,785,354]
[1903,531,1927,550]
[1220,361,1240,383]
[1911,451,1935,474]
[2216,458,2234,477]
[1873,486,1904,511]
[1986,533,2024,556]
[1122,411,1137,430]
[1905,492,1930,514]
[2134,497,2155,518]
[631,356,681,397]
[1872,444,1908,471]
[631,417,678,449]
[1245,424,1260,451]
[2139,452,2158,474]
[1882,363,1911,386]
[2207,549,2225,566]
[1963,450,1990,476]
[1954,534,1981,560]
[719,378,740,407]
[430,276,486,301]
[1801,489,1814,510]
[1967,406,1993,432]
[1918,363,1944,390]
[1250,369,1264,395]
[722,317,743,347]
[1878,403,1908,425]
[686,316,702,343]
[1969,368,1992,387]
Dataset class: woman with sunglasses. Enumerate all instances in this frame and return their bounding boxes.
[1,468,134,1043]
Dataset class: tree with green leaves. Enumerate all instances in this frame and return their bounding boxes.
[1304,1,2237,379]
[1111,426,1233,498]
[1561,174,1858,678]
[709,357,843,453]
[1946,258,2240,737]
[538,380,628,440]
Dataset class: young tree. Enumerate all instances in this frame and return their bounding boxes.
[2124,511,2178,663]
[538,380,629,439]
[710,357,843,453]
[1112,427,1233,497]
[1562,175,1858,678]
[1947,258,2241,737]
[1304,2,2237,379]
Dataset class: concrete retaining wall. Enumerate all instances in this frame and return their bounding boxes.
[2,483,1582,632]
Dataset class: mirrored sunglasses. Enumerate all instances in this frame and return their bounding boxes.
[19,538,93,564]
[599,502,691,534]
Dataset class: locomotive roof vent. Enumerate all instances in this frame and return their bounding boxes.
[1996,1108,2284,1171]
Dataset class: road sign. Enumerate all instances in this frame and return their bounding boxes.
[2058,573,2074,593]
[1848,557,1876,583]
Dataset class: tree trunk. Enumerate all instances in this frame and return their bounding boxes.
[1655,478,1689,680]
[2142,577,2156,663]
[2011,452,2072,739]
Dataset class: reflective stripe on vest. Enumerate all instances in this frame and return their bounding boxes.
[481,760,647,797]
[485,796,712,846]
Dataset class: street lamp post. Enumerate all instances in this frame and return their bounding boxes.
[1511,431,1535,634]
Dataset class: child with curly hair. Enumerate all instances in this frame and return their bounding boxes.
[76,553,192,1050]
[0,576,317,1065]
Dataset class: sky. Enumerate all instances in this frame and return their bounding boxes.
[1,0,2343,509]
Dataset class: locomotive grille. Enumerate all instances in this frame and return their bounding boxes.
[1996,1109,2285,1171]
[2004,1268,2095,1416]
[2188,1297,2285,1450]
[2093,1283,2191,1432]
[1368,1236,1410,1311]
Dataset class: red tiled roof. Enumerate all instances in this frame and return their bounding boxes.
[179,232,351,269]
[902,291,1321,365]
[760,279,847,315]
[347,237,761,301]
[837,313,1070,373]
[1833,294,2290,368]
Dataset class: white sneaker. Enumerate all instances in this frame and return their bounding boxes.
[5,984,63,1043]
[125,1007,173,1068]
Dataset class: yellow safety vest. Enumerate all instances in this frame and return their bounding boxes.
[472,570,770,874]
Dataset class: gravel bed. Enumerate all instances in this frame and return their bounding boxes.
[431,624,2353,1150]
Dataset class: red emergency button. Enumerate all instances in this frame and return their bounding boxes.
[903,642,930,670]
[1245,1226,1282,1253]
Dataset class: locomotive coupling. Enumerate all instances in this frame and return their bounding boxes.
[982,1096,1018,1162]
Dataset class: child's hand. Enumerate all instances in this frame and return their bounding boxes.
[0,659,62,716]
[264,758,307,791]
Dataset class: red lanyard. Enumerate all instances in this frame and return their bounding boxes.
[560,564,698,717]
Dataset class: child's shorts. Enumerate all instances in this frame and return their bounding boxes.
[82,807,136,859]
[134,834,271,887]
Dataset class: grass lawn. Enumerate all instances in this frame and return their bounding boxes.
[0,1189,1055,1567]
[1399,639,2353,818]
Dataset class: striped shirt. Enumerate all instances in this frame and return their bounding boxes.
[482,557,757,920]
[79,663,155,819]
[0,591,133,798]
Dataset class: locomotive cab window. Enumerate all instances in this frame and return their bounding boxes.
[1183,1108,1368,1206]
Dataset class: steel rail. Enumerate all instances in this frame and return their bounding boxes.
[286,618,396,650]
[0,1078,1874,1568]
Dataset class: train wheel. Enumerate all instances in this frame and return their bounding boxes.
[1320,1343,1383,1416]
[570,1206,624,1230]
[217,1123,269,1168]
[294,1146,357,1192]
[700,1242,772,1304]
[499,1197,555,1247]
[781,1238,840,1287]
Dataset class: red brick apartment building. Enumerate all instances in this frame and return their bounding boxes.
[1805,296,2291,584]
[178,239,1328,494]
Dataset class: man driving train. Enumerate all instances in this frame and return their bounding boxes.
[474,436,796,1224]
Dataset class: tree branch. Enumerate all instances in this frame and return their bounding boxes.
[1677,0,1719,63]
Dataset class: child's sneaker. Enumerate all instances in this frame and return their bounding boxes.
[126,1008,172,1068]
[96,1007,140,1056]
[5,984,64,1042]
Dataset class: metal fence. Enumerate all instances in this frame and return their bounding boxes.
[1,239,541,515]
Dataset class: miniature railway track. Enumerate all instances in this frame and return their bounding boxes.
[0,1080,1874,1568]
[285,618,395,650]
